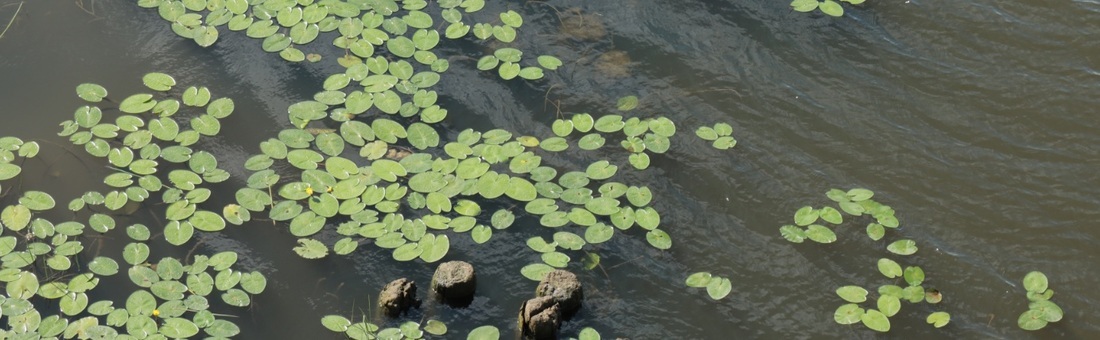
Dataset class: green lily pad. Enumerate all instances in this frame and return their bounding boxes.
[860,309,890,332]
[1023,271,1048,293]
[836,285,868,303]
[706,277,731,300]
[834,303,865,325]
[887,239,918,255]
[877,258,902,278]
[926,311,950,328]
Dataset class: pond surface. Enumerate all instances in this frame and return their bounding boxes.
[1,0,1098,339]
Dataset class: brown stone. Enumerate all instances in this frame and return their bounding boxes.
[432,261,476,307]
[536,270,583,319]
[378,278,420,317]
[518,296,561,340]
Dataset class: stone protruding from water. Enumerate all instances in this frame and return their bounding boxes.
[431,260,477,307]
[378,278,420,317]
[518,296,561,340]
[535,270,584,320]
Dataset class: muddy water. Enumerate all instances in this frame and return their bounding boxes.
[1,0,1098,339]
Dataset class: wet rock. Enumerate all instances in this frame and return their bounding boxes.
[536,270,584,320]
[519,296,561,340]
[378,278,420,317]
[431,261,476,307]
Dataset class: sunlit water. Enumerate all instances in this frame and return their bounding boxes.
[1,0,1098,338]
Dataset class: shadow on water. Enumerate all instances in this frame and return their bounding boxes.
[1,0,1098,338]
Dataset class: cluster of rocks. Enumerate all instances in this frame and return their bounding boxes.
[519,270,584,340]
[378,260,478,317]
[376,262,584,340]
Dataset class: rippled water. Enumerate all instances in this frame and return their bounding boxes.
[1,0,1098,338]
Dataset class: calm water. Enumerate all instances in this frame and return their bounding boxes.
[1,0,1098,339]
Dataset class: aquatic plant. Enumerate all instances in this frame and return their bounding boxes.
[779,188,949,332]
[1017,271,1062,330]
[11,0,740,338]
[0,77,265,338]
[789,0,866,17]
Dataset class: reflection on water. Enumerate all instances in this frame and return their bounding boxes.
[1,0,1098,338]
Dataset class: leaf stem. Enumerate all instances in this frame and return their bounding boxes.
[0,1,23,40]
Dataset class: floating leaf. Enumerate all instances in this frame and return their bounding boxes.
[926,311,950,328]
[805,225,836,243]
[467,325,500,340]
[706,277,732,300]
[903,266,925,286]
[646,229,672,249]
[836,285,868,303]
[819,0,844,17]
[293,238,328,259]
[829,303,864,325]
[877,295,901,317]
[779,225,806,243]
[685,272,714,288]
[793,206,818,226]
[521,263,554,281]
[877,258,902,278]
[1022,271,1048,293]
[886,239,918,255]
[860,309,890,332]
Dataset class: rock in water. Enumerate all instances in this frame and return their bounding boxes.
[536,270,583,319]
[519,296,561,340]
[378,278,420,317]
[432,261,476,307]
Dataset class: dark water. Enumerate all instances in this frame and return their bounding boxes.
[1,0,1098,339]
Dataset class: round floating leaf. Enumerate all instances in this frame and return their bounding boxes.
[584,223,614,244]
[805,225,836,243]
[685,272,714,288]
[904,266,925,286]
[866,223,885,241]
[819,206,843,224]
[877,295,901,317]
[120,94,157,114]
[779,225,806,243]
[76,83,109,102]
[706,277,732,300]
[521,263,554,281]
[793,206,818,226]
[471,225,492,244]
[322,315,352,332]
[877,258,902,278]
[142,73,176,91]
[819,0,844,16]
[847,188,874,201]
[1018,309,1048,330]
[1023,271,1048,293]
[926,311,950,328]
[887,239,918,255]
[1029,300,1063,322]
[526,237,556,253]
[860,309,890,332]
[467,325,500,340]
[293,238,328,259]
[836,285,868,303]
[541,252,570,268]
[834,303,865,325]
[0,163,21,180]
[790,0,819,12]
[646,229,672,250]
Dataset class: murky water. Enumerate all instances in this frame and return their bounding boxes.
[1,0,1098,339]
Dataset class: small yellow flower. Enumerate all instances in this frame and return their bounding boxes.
[305,186,314,196]
[152,309,160,317]
[325,186,333,193]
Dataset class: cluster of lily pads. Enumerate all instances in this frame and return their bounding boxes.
[323,316,603,340]
[789,0,866,17]
[0,77,266,338]
[10,0,744,337]
[1017,271,1062,330]
[778,189,949,332]
[684,272,732,300]
[694,123,737,150]
[321,315,447,339]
